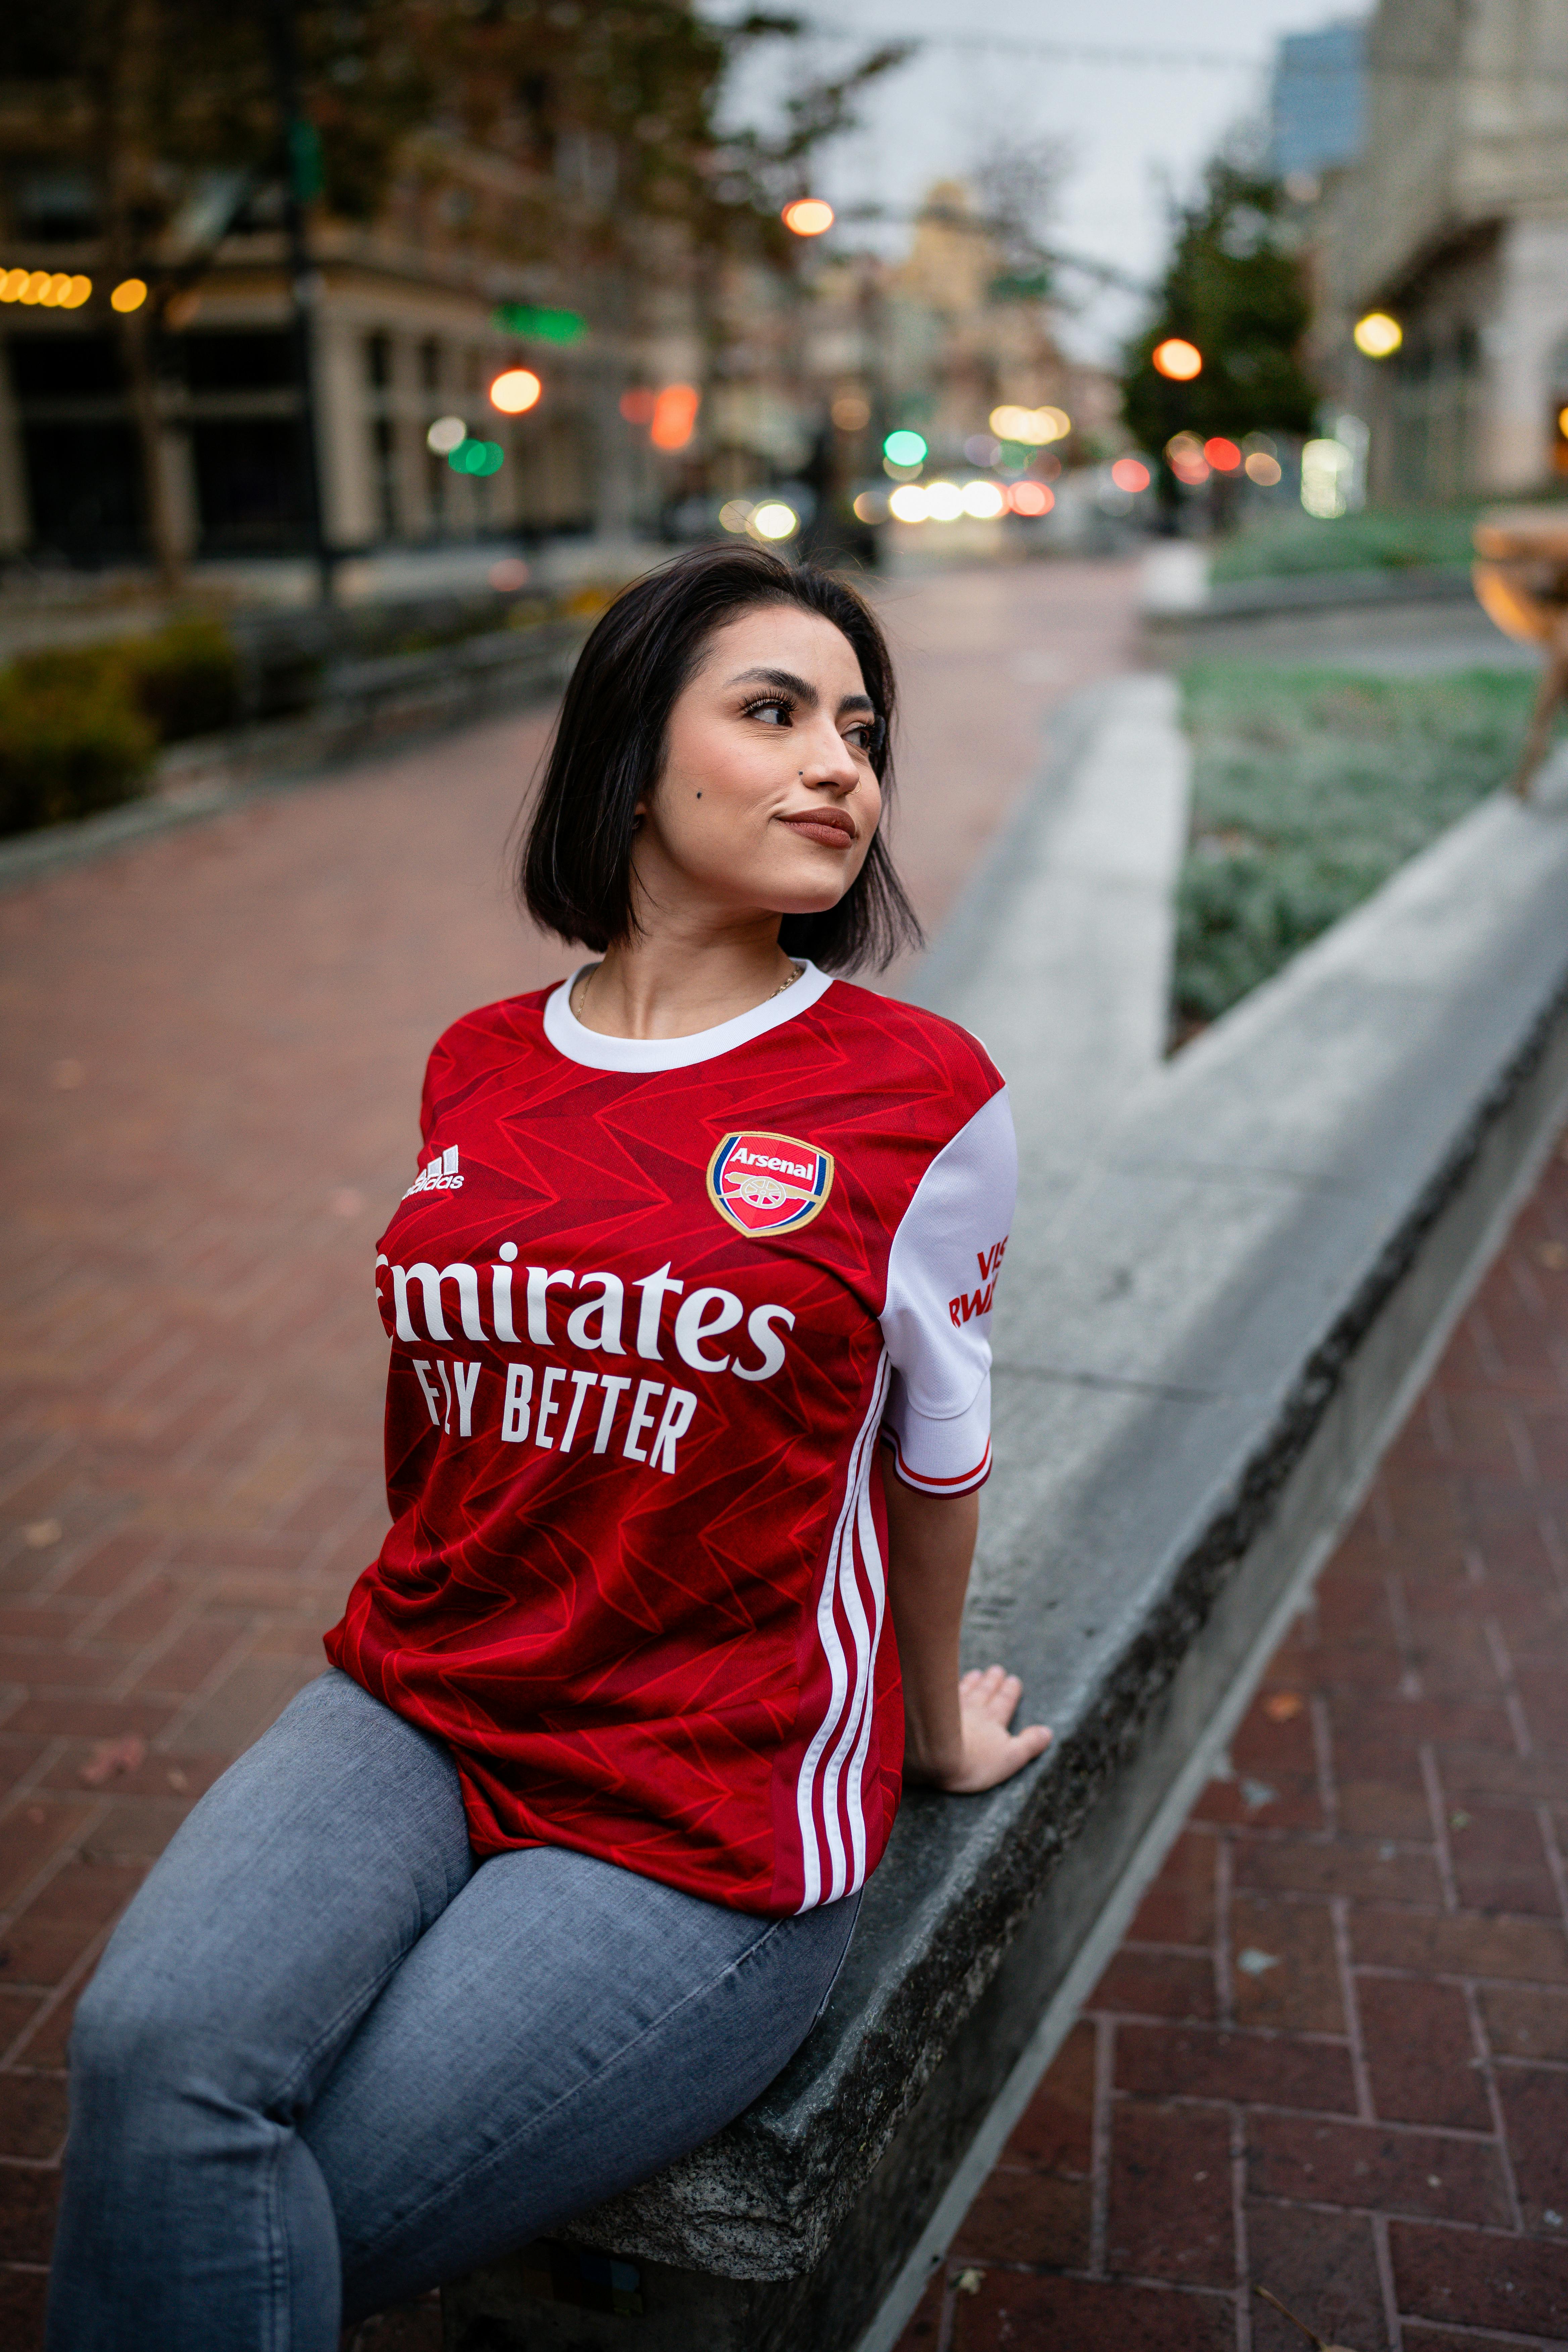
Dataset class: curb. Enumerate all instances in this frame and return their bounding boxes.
[908,672,1191,1179]
[1148,563,1477,628]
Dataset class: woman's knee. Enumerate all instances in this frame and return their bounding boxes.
[67,1930,217,2107]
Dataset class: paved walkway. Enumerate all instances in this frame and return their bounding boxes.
[897,1129,1568,2352]
[0,559,1138,2342]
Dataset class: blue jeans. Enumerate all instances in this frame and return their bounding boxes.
[46,1669,859,2350]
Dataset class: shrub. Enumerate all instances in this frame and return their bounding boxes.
[0,614,242,838]
[1173,662,1540,1027]
[1209,504,1491,584]
[10,643,124,700]
[0,675,157,836]
[1175,848,1363,1023]
[123,617,240,739]
[12,616,240,744]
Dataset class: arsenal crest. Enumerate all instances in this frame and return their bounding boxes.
[707,1130,834,1238]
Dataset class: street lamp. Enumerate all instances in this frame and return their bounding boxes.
[782,198,835,237]
[751,500,799,540]
[1153,338,1203,381]
[490,368,542,414]
[1353,312,1402,359]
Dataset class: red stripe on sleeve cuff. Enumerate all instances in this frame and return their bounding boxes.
[880,1430,992,1496]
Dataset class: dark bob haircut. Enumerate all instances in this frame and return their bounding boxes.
[519,541,922,973]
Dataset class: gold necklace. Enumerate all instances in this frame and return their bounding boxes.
[572,960,802,1023]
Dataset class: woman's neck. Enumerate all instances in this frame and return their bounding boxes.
[572,920,800,1040]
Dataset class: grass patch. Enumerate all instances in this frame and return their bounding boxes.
[1173,662,1539,1028]
[1208,504,1489,583]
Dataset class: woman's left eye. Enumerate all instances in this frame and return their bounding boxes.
[845,723,874,752]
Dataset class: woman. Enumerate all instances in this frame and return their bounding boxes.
[46,542,1050,2348]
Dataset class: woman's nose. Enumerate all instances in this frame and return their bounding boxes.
[799,727,860,789]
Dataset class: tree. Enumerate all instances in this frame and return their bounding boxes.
[1121,156,1318,518]
[16,1,907,578]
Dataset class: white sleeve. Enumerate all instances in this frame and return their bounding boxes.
[879,1086,1017,1495]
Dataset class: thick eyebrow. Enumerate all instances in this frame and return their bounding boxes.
[725,666,876,717]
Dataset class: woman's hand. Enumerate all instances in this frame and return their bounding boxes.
[883,1471,1051,1797]
[906,1663,1052,1795]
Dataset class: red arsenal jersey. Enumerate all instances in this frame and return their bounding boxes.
[325,964,1016,1915]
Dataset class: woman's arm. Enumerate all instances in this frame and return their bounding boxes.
[882,1466,1051,1793]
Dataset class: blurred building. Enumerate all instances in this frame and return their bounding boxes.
[0,13,734,578]
[1,71,1113,579]
[0,149,698,573]
[1318,0,1568,499]
[881,183,1116,460]
[1270,18,1366,192]
[0,181,614,569]
[776,180,1119,514]
[1272,17,1371,463]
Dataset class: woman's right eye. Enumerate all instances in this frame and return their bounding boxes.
[744,699,792,727]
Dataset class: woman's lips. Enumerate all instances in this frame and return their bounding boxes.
[777,812,856,848]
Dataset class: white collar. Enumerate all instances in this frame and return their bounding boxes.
[542,959,834,1073]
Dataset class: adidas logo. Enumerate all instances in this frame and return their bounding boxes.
[403,1144,465,1198]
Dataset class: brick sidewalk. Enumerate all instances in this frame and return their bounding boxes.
[0,562,1138,2341]
[5,564,1565,2345]
[899,1131,1568,2352]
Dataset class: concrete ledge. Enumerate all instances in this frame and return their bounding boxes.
[444,737,1568,2349]
[1138,543,1477,627]
[910,674,1190,1183]
[1197,564,1475,620]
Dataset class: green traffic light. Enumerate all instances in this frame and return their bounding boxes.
[447,440,505,476]
[882,430,928,467]
[491,303,586,345]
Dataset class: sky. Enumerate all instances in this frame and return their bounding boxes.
[714,0,1364,363]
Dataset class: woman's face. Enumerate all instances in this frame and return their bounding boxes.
[635,603,884,929]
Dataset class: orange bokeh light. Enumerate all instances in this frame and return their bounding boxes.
[490,368,542,415]
[619,387,657,425]
[1111,458,1151,493]
[782,198,835,237]
[650,383,701,452]
[1204,437,1241,471]
[1165,430,1209,486]
[1008,480,1054,516]
[1153,337,1202,381]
